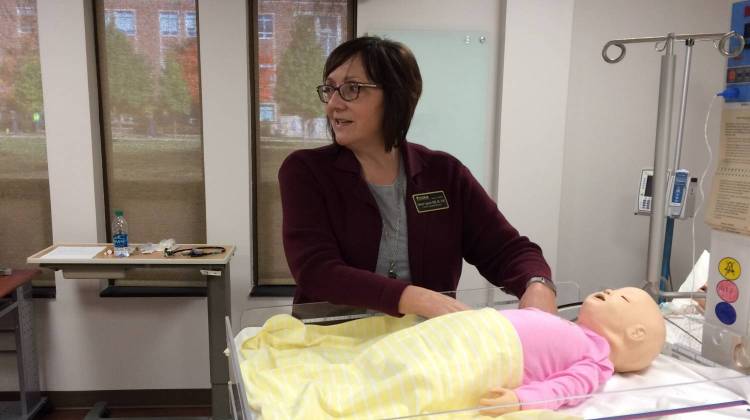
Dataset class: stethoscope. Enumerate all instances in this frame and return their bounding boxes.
[164,246,226,257]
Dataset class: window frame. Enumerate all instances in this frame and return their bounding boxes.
[16,5,34,15]
[258,62,276,83]
[257,13,274,40]
[158,10,180,37]
[315,15,341,58]
[259,102,276,122]
[107,9,137,36]
[249,0,356,297]
[16,5,35,34]
[184,11,197,37]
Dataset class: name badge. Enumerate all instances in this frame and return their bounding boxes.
[412,191,449,213]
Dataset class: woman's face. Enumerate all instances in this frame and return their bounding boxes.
[324,55,385,151]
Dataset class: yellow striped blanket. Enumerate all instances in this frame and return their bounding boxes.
[240,308,578,420]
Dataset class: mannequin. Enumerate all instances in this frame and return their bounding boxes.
[241,287,666,418]
[480,287,666,415]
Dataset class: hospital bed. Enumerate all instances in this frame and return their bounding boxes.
[225,286,750,419]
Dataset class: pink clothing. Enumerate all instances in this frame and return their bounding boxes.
[502,308,614,410]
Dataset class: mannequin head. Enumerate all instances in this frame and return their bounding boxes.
[577,287,665,372]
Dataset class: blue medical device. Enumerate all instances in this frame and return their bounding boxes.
[667,169,689,218]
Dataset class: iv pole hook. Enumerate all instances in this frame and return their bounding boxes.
[602,31,744,64]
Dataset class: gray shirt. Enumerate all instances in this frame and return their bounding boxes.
[367,161,411,282]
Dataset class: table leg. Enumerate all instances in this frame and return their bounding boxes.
[207,265,231,420]
[16,282,47,419]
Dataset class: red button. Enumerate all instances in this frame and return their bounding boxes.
[745,6,750,16]
[729,69,736,82]
[717,279,739,303]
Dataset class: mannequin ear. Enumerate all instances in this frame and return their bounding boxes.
[625,324,647,342]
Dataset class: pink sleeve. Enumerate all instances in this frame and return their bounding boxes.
[513,356,614,410]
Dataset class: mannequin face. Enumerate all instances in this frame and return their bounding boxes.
[578,287,666,372]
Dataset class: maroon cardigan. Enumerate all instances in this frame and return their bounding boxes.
[278,141,551,316]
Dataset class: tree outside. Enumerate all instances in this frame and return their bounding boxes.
[103,20,155,131]
[0,1,44,134]
[174,39,200,116]
[14,54,43,131]
[275,15,326,136]
[159,52,192,134]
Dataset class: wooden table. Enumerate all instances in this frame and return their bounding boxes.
[0,269,47,420]
[28,244,235,420]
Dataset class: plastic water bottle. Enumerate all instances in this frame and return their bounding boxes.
[112,210,129,257]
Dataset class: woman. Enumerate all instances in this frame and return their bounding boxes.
[279,36,555,318]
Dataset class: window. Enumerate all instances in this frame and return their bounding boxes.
[252,1,353,293]
[258,63,276,102]
[159,11,178,37]
[96,0,205,292]
[15,5,33,14]
[316,16,340,58]
[106,10,136,36]
[258,13,273,39]
[0,0,54,289]
[184,11,196,37]
[259,103,275,122]
[16,5,35,34]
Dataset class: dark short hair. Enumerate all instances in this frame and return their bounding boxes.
[323,36,422,152]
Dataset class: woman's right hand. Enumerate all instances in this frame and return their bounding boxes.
[398,285,470,318]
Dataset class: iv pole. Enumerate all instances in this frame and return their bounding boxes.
[602,31,743,299]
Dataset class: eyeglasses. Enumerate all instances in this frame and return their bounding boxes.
[316,82,380,103]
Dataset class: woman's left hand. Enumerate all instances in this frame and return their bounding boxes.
[519,282,557,314]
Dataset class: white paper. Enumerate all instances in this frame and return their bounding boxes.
[662,250,710,314]
[705,106,750,235]
[39,246,106,260]
[678,249,710,293]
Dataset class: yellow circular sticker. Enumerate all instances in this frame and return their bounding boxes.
[718,257,741,281]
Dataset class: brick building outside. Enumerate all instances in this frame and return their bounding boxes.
[101,0,197,71]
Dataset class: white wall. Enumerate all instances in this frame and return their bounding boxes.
[557,0,734,299]
[497,0,575,290]
[199,0,254,327]
[358,0,504,194]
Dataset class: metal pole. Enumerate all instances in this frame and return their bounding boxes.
[208,265,231,420]
[673,38,695,170]
[602,30,744,298]
[646,35,676,298]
